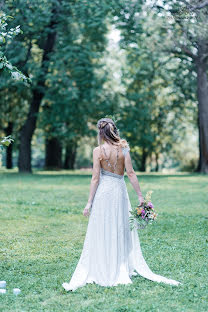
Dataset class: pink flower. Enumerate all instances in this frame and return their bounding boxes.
[148,202,154,209]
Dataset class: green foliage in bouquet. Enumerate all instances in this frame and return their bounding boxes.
[129,191,158,230]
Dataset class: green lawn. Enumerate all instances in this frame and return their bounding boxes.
[0,170,207,312]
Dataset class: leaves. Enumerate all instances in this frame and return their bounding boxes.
[0,12,29,83]
[0,135,14,151]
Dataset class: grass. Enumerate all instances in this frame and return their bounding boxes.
[0,170,207,312]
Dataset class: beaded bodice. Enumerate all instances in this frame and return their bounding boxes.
[100,168,124,179]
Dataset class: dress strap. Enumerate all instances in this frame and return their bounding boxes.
[122,146,130,157]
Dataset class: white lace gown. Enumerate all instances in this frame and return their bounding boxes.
[62,148,181,291]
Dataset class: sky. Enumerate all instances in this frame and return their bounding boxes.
[107,27,121,44]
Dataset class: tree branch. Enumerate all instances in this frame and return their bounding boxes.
[164,46,196,61]
[190,0,208,10]
[201,53,208,63]
[179,44,197,59]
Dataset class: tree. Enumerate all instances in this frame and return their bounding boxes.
[40,0,113,169]
[152,0,208,173]
[114,1,196,171]
[0,11,31,168]
[17,1,58,172]
[4,0,115,172]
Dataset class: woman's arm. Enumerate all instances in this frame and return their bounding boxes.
[83,147,101,217]
[124,151,144,205]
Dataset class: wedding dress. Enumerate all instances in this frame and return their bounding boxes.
[62,147,181,291]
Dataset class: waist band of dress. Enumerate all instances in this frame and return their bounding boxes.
[100,168,124,180]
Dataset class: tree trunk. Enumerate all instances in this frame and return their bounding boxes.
[45,137,62,169]
[140,147,147,172]
[18,8,57,173]
[196,44,208,174]
[64,141,77,169]
[18,90,42,172]
[155,152,159,172]
[5,122,13,169]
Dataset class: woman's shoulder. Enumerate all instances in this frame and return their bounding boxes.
[93,145,104,161]
[120,139,130,150]
[93,146,102,156]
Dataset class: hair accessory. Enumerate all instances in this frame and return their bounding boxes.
[100,121,108,129]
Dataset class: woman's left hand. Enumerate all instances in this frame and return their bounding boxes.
[83,203,91,217]
[138,195,144,207]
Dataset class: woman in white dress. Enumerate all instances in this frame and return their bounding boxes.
[62,118,181,292]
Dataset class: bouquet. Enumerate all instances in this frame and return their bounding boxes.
[129,191,158,230]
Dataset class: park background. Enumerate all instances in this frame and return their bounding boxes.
[0,1,208,312]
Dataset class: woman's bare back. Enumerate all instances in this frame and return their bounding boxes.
[99,143,125,176]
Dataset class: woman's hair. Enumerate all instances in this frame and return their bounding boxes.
[97,118,128,148]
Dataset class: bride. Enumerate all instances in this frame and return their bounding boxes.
[62,118,181,292]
